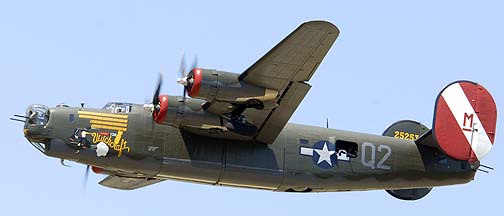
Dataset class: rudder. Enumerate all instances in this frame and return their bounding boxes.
[432,81,497,162]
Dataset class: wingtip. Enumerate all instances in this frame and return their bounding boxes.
[302,20,340,34]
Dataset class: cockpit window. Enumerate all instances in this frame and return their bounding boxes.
[102,102,133,113]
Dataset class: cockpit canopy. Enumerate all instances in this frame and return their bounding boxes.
[102,102,133,113]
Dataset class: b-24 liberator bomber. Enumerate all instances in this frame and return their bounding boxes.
[13,21,497,200]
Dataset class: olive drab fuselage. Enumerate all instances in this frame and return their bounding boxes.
[41,104,475,192]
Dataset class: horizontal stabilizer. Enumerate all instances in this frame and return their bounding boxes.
[99,175,163,190]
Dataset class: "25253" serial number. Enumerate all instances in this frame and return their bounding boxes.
[393,131,419,140]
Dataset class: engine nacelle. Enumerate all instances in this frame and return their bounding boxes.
[152,95,223,130]
[185,68,278,103]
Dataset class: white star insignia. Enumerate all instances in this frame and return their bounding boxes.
[313,142,335,166]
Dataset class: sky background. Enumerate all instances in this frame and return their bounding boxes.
[1,0,503,215]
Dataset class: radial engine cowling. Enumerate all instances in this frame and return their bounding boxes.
[184,68,278,103]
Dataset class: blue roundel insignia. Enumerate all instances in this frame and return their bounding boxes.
[300,140,337,169]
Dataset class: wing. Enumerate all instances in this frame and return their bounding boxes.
[239,20,339,93]
[242,20,339,143]
[195,21,339,143]
[99,175,164,190]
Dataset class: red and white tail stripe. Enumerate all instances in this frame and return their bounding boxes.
[433,81,497,162]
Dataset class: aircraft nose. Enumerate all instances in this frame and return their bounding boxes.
[19,104,51,153]
[23,124,51,154]
[22,104,50,137]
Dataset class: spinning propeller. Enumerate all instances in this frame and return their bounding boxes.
[145,54,199,124]
[149,73,169,124]
[176,54,198,102]
[83,164,90,192]
[152,73,163,113]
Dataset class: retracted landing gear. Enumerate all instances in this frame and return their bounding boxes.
[226,116,258,137]
[225,99,263,137]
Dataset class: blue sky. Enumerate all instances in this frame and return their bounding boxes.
[1,0,503,215]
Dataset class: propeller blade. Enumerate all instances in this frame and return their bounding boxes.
[191,56,198,71]
[179,54,187,78]
[83,165,90,193]
[152,73,163,106]
[176,55,198,102]
[177,54,189,86]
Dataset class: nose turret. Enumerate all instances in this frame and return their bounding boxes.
[23,104,51,153]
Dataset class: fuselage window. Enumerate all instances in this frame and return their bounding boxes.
[299,138,309,145]
[335,140,358,159]
[102,103,133,113]
[69,114,75,123]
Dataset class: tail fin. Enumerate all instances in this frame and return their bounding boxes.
[430,81,497,162]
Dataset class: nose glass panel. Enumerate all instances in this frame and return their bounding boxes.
[26,104,50,126]
[25,104,50,154]
[30,141,47,153]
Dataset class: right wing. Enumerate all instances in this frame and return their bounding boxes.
[206,21,339,144]
[239,20,339,93]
